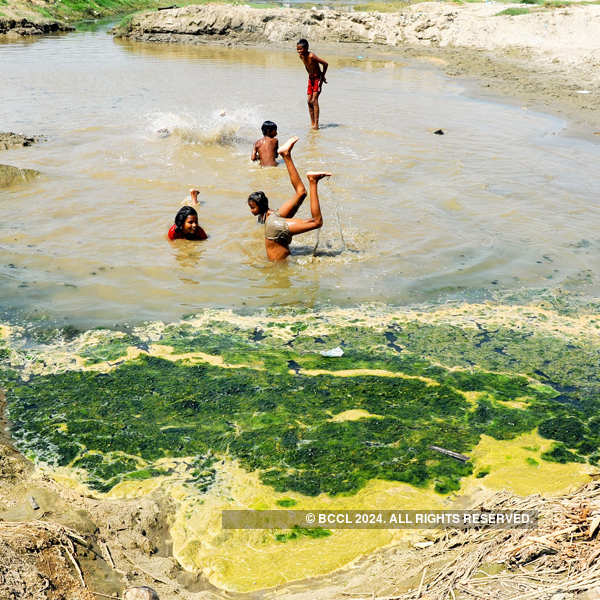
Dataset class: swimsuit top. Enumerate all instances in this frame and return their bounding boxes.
[264,211,292,247]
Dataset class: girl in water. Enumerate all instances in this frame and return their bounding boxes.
[247,137,331,261]
[168,205,207,241]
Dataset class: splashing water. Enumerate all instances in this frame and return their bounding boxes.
[145,106,262,146]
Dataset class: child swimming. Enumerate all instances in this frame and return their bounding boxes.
[251,121,279,167]
[168,205,207,241]
[296,39,328,130]
[247,136,331,261]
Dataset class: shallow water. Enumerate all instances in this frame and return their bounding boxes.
[1,28,599,328]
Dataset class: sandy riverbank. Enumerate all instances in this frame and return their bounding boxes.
[115,1,600,134]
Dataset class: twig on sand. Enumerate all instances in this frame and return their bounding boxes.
[417,567,428,598]
[1,519,89,546]
[62,543,86,588]
[100,540,116,569]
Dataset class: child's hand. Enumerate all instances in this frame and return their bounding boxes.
[322,76,327,84]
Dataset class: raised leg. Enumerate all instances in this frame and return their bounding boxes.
[277,137,307,219]
[287,171,331,235]
[306,172,331,222]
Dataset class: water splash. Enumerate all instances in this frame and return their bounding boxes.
[145,106,261,146]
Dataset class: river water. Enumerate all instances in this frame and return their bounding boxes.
[1,27,599,328]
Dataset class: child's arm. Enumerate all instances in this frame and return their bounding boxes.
[314,54,328,84]
[251,140,259,161]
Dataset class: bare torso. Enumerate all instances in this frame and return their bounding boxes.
[265,238,290,261]
[300,52,323,77]
[253,137,278,167]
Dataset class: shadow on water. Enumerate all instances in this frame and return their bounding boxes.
[173,242,207,270]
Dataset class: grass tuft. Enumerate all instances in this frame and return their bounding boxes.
[496,7,530,15]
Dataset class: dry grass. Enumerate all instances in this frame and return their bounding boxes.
[367,481,600,600]
[0,520,95,600]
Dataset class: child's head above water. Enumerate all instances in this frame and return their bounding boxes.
[261,120,277,137]
[247,191,269,218]
[297,38,309,51]
[175,205,200,236]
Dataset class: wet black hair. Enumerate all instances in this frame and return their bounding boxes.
[248,191,269,218]
[174,205,198,231]
[297,39,309,49]
[261,120,277,136]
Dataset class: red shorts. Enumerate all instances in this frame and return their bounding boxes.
[307,75,322,95]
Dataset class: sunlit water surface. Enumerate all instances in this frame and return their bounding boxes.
[1,28,599,328]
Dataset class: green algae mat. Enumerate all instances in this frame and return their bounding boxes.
[0,304,599,589]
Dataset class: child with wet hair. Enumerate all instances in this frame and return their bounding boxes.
[251,120,279,167]
[168,205,207,241]
[247,136,331,261]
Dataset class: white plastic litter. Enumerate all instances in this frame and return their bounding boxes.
[320,346,344,357]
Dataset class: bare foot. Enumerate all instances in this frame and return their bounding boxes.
[306,171,332,182]
[278,136,299,157]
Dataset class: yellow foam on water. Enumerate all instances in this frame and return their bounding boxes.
[329,409,383,422]
[169,460,447,592]
[106,477,166,499]
[463,431,593,497]
[69,343,260,375]
[298,368,439,385]
[43,429,595,593]
[167,430,594,591]
[47,467,95,495]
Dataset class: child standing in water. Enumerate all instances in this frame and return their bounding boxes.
[251,121,279,167]
[247,136,331,261]
[296,39,328,130]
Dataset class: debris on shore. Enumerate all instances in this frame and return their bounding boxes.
[0,132,46,151]
[389,481,600,599]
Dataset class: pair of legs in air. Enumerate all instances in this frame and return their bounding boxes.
[248,136,331,261]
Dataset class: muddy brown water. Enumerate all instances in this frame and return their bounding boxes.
[1,28,599,328]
